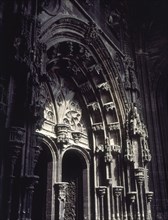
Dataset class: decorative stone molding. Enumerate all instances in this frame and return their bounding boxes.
[55,124,70,144]
[97,82,110,91]
[88,63,102,75]
[104,153,113,163]
[80,81,91,94]
[71,131,82,143]
[96,145,104,153]
[54,182,69,220]
[54,182,68,203]
[146,192,153,203]
[85,22,99,44]
[33,145,43,169]
[124,139,134,162]
[134,167,145,184]
[88,102,99,111]
[107,122,120,131]
[113,186,123,197]
[105,137,121,155]
[97,186,107,220]
[64,181,76,220]
[22,175,39,191]
[104,102,115,111]
[9,127,25,145]
[92,123,103,132]
[112,144,121,154]
[146,192,153,220]
[127,191,137,203]
[113,186,123,220]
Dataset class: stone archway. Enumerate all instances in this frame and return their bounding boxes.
[32,143,53,220]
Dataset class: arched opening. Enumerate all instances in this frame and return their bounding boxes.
[32,145,53,220]
[62,150,88,220]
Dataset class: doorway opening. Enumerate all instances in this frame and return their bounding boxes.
[62,150,88,220]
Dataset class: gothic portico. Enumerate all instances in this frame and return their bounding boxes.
[0,0,167,220]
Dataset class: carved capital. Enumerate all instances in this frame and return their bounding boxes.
[113,186,123,197]
[146,192,153,203]
[96,186,107,197]
[127,191,137,203]
[134,167,145,184]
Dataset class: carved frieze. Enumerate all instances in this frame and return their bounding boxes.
[107,122,120,131]
[92,123,103,132]
[104,102,115,111]
[85,22,99,45]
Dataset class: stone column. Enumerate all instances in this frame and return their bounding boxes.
[113,186,123,220]
[54,182,68,220]
[97,186,107,220]
[127,191,137,220]
[7,127,25,220]
[135,167,145,220]
[146,192,153,220]
[20,175,39,220]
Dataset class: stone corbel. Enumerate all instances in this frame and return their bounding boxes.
[71,131,82,143]
[55,124,70,144]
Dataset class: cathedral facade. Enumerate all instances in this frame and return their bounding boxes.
[0,0,167,219]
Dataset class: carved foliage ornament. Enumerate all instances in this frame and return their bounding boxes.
[50,75,87,134]
[85,22,99,44]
